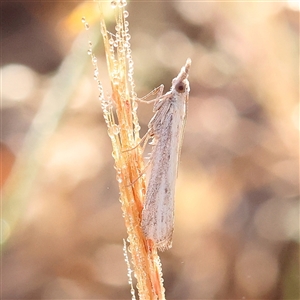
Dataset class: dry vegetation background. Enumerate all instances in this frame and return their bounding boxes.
[1,1,299,299]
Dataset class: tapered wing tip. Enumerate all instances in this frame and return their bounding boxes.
[157,241,172,251]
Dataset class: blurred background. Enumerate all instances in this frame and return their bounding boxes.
[1,1,299,299]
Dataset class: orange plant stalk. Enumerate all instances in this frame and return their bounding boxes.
[86,1,166,299]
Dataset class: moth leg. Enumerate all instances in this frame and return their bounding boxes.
[122,128,151,153]
[124,132,154,187]
[125,158,151,187]
[136,84,164,104]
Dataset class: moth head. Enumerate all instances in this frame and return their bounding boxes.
[172,59,191,94]
[175,81,186,93]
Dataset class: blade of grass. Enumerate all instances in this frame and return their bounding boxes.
[89,1,166,299]
[1,31,101,247]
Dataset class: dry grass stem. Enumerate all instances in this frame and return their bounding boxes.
[86,1,166,299]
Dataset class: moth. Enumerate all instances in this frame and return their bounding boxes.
[141,59,191,251]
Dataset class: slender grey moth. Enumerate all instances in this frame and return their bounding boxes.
[141,59,191,251]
